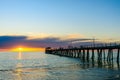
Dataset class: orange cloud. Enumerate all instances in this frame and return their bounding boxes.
[65,34,85,39]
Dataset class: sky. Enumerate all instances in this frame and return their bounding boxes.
[0,0,120,51]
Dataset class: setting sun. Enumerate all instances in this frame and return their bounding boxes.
[18,48,23,51]
[11,47,45,52]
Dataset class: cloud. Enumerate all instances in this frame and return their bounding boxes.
[0,36,27,48]
[0,35,99,49]
[64,34,84,39]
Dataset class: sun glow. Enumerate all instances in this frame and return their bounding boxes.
[11,47,45,52]
[18,48,23,51]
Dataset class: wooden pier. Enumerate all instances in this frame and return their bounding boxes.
[45,44,120,62]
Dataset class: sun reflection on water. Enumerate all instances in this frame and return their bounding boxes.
[18,51,22,60]
[14,51,23,80]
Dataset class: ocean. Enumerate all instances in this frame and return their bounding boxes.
[0,52,120,80]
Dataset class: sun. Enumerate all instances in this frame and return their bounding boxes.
[18,47,23,51]
[11,47,45,52]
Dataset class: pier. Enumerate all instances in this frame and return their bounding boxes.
[45,43,120,62]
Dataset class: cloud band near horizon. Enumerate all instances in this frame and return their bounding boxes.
[0,35,96,49]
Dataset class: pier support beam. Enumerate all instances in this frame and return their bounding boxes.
[107,49,113,62]
[97,49,102,61]
[86,49,89,61]
[103,49,106,61]
[91,49,94,60]
[117,49,120,62]
[82,49,85,61]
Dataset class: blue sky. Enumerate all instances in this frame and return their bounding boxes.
[0,0,120,49]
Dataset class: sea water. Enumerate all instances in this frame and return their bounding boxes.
[0,52,120,80]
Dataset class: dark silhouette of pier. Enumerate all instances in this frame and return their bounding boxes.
[45,43,120,62]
